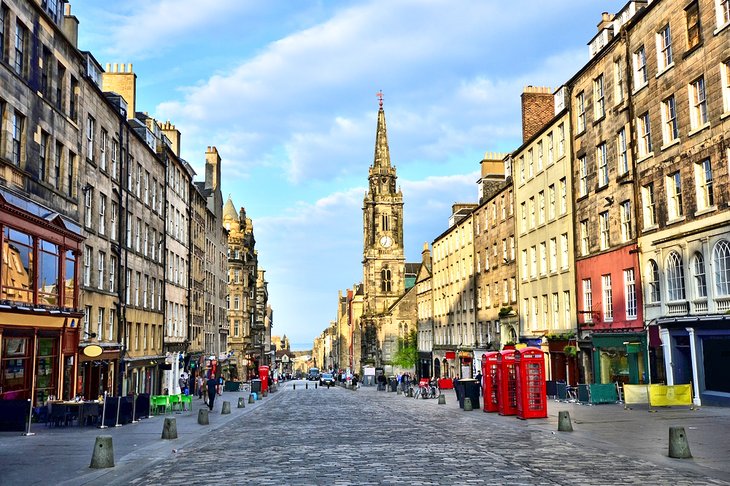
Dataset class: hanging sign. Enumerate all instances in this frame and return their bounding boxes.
[83,345,103,357]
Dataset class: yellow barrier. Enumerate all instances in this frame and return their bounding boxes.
[648,384,693,407]
[623,384,649,405]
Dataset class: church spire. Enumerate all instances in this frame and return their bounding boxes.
[373,90,391,169]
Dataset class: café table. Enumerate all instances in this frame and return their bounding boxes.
[48,401,102,426]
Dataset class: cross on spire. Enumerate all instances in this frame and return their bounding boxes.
[376,90,384,108]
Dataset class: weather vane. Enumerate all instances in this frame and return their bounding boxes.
[376,90,384,107]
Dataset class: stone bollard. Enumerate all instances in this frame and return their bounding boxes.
[293,384,296,390]
[161,417,178,440]
[464,397,473,411]
[558,411,573,432]
[315,383,318,389]
[249,394,255,404]
[438,395,446,405]
[306,383,308,389]
[89,436,115,469]
[263,389,268,397]
[407,388,413,398]
[221,401,231,415]
[197,409,209,425]
[257,392,262,400]
[668,426,692,458]
[238,397,245,408]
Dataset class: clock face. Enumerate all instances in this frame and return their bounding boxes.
[379,235,393,248]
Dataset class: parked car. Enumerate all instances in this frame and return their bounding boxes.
[320,373,336,387]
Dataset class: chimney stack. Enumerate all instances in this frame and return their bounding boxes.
[521,86,554,143]
[102,63,137,120]
[62,4,79,48]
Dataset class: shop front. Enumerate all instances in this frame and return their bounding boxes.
[77,344,120,400]
[417,351,432,379]
[458,350,473,378]
[659,317,730,407]
[123,356,164,395]
[591,332,647,386]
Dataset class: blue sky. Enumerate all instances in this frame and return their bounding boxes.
[71,0,616,349]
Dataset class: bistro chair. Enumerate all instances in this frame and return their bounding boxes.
[180,394,192,411]
[168,394,182,412]
[150,395,170,415]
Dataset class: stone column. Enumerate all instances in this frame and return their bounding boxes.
[660,327,673,386]
[685,327,701,407]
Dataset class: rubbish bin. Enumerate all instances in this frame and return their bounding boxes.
[388,377,398,392]
[250,379,262,393]
[458,379,480,409]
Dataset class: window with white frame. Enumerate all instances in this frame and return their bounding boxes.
[602,274,613,321]
[695,159,714,210]
[563,291,571,327]
[617,127,629,175]
[661,95,679,144]
[97,251,105,290]
[549,237,557,272]
[531,297,538,329]
[529,197,535,228]
[135,272,141,306]
[713,240,730,296]
[538,191,545,224]
[86,116,95,160]
[594,74,605,119]
[597,143,608,187]
[633,45,647,90]
[125,270,131,303]
[547,133,554,165]
[539,242,547,275]
[599,211,610,250]
[558,123,565,157]
[99,130,107,171]
[717,0,730,27]
[521,250,528,280]
[551,293,559,327]
[519,156,525,184]
[541,294,548,326]
[689,77,708,130]
[108,309,115,343]
[510,236,515,260]
[528,149,534,178]
[614,58,625,104]
[666,251,686,301]
[84,189,92,228]
[656,24,673,71]
[722,60,730,114]
[624,269,637,319]
[561,233,569,270]
[620,200,632,242]
[111,140,118,179]
[537,141,543,171]
[83,245,91,286]
[647,259,660,303]
[520,202,527,233]
[109,256,116,292]
[580,220,589,256]
[98,194,106,235]
[579,156,588,196]
[582,279,593,322]
[637,112,653,157]
[642,183,657,227]
[548,184,556,220]
[667,171,684,219]
[692,252,708,298]
[577,91,586,132]
[510,277,516,302]
[11,111,23,166]
[530,246,537,278]
[559,178,567,214]
[84,306,91,337]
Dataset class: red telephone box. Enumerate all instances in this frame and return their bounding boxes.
[259,366,270,393]
[481,352,499,413]
[515,347,547,419]
[496,349,517,416]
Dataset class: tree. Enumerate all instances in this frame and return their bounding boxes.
[392,329,417,369]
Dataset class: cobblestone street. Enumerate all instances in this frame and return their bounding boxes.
[101,383,728,485]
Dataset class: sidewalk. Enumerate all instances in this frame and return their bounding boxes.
[0,389,275,485]
[368,384,730,482]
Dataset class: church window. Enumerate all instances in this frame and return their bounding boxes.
[381,214,390,231]
[381,268,392,292]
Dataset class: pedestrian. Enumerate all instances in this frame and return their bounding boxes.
[206,374,218,411]
[178,373,188,395]
[218,376,224,396]
[475,371,483,396]
[197,375,204,400]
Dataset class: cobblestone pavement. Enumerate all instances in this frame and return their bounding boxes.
[99,383,727,486]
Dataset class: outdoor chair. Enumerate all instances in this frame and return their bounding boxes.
[150,395,170,415]
[180,394,192,411]
[168,394,182,412]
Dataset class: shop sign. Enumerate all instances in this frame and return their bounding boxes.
[82,344,103,357]
[445,351,456,360]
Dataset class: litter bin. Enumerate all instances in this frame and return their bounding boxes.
[458,379,480,409]
[250,379,262,394]
[388,377,398,392]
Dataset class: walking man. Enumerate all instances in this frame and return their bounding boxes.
[206,374,218,411]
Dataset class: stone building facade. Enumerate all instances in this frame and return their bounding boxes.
[514,101,578,383]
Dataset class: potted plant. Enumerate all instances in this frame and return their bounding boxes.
[563,345,577,357]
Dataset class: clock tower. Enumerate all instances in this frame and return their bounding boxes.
[362,94,405,315]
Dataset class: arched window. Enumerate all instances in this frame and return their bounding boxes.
[647,259,660,303]
[713,240,730,296]
[381,268,391,292]
[692,252,707,298]
[666,251,686,301]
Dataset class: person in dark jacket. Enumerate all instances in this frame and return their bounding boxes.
[206,375,218,411]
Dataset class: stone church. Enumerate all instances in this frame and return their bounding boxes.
[360,97,418,371]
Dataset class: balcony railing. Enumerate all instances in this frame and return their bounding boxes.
[667,302,689,316]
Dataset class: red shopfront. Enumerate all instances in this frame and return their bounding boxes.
[0,191,84,414]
